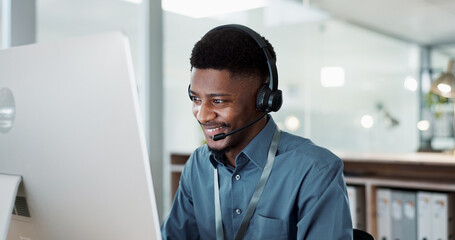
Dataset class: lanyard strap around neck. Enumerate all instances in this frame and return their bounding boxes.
[214,128,281,240]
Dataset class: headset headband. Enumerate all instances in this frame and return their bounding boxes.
[207,24,278,92]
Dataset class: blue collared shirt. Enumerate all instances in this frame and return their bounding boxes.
[162,117,353,239]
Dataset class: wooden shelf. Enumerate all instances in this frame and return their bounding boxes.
[342,152,455,238]
[170,154,190,200]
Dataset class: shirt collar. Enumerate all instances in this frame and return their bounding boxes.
[239,115,277,170]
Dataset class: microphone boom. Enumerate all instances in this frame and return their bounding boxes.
[213,113,267,141]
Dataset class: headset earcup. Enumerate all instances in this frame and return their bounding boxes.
[256,85,271,112]
[268,89,283,112]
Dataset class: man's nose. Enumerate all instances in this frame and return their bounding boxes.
[196,102,216,123]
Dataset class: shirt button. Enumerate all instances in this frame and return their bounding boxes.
[235,174,241,180]
[235,208,242,215]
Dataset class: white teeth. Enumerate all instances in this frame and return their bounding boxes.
[207,127,223,133]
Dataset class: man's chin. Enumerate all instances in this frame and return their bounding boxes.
[207,143,226,153]
[207,144,230,161]
[205,135,223,147]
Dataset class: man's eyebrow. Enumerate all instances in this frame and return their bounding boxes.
[208,93,231,97]
[189,90,231,97]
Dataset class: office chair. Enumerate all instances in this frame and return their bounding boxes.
[353,229,374,240]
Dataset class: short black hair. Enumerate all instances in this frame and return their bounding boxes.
[190,27,276,83]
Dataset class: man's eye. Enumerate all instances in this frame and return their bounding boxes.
[213,99,224,104]
[191,96,201,102]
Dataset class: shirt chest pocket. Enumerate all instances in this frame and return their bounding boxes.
[243,214,289,240]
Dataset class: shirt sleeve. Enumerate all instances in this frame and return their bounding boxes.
[161,155,200,240]
[296,157,353,239]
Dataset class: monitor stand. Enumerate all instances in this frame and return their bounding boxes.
[0,174,21,240]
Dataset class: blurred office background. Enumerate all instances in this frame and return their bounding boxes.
[2,0,455,230]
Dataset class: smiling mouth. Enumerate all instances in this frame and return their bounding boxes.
[201,124,228,138]
[206,126,224,133]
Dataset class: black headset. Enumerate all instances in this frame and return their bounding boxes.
[188,24,282,113]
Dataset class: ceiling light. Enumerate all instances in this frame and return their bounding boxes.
[437,83,451,93]
[162,0,267,19]
[417,120,430,131]
[431,59,455,98]
[361,115,374,129]
[285,115,300,131]
[404,76,418,92]
[321,67,345,87]
[122,0,143,4]
[430,59,455,154]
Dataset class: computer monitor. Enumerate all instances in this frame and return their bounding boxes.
[0,32,161,240]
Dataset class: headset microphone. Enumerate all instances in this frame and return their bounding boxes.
[212,113,268,141]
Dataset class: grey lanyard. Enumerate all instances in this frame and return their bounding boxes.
[214,128,281,240]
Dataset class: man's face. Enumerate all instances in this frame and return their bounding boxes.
[189,68,262,154]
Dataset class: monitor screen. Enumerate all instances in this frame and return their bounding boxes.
[0,32,161,240]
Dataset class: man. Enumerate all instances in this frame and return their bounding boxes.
[161,24,353,239]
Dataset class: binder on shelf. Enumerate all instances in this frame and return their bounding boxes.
[431,192,455,240]
[381,189,453,240]
[447,193,454,240]
[347,185,366,230]
[377,188,392,240]
[391,190,405,240]
[401,191,417,240]
[417,191,432,240]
